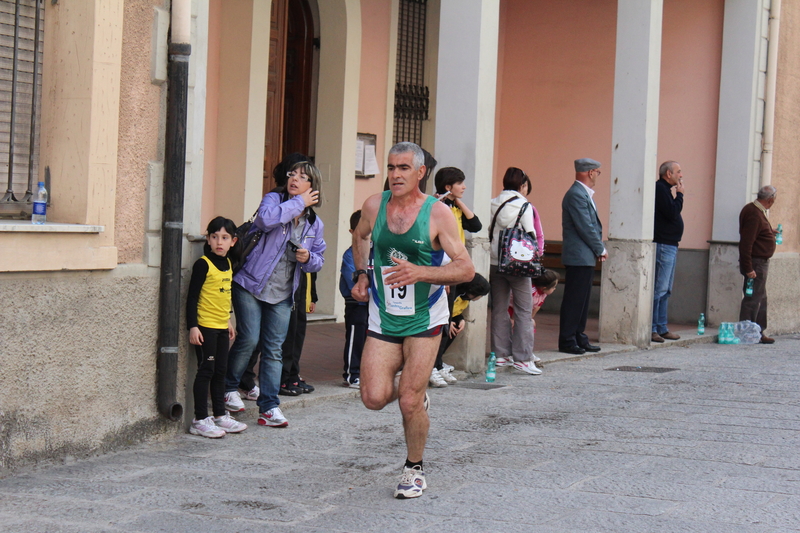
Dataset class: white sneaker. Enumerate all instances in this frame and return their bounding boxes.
[532,354,541,363]
[213,413,247,433]
[429,368,448,388]
[513,360,542,375]
[495,356,514,367]
[241,386,259,401]
[442,363,455,373]
[439,367,457,384]
[394,465,427,499]
[347,378,360,389]
[224,391,245,412]
[258,407,288,427]
[189,417,225,438]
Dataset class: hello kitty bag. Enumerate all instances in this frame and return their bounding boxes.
[490,200,543,277]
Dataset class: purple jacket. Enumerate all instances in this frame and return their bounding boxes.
[233,191,326,302]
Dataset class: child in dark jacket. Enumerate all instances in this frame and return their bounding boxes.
[339,210,368,388]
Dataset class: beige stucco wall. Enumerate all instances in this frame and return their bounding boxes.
[0,267,173,473]
[116,0,167,264]
[0,0,182,472]
[354,0,392,212]
[765,0,800,334]
[772,0,800,254]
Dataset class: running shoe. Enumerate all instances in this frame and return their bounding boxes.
[513,360,542,375]
[258,407,288,428]
[442,362,455,373]
[394,465,427,499]
[224,391,245,412]
[241,386,259,401]
[344,378,360,389]
[189,417,225,438]
[213,413,247,433]
[279,382,302,396]
[296,380,315,393]
[423,392,430,412]
[495,356,514,367]
[429,368,448,388]
[440,367,457,384]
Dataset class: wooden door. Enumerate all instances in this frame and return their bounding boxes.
[263,0,288,194]
[283,0,314,158]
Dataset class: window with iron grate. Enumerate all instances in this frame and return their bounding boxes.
[393,0,429,147]
[0,0,43,216]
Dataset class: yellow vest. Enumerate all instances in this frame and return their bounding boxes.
[449,204,466,244]
[452,296,469,318]
[197,256,232,329]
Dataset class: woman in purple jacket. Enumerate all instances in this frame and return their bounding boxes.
[224,161,326,428]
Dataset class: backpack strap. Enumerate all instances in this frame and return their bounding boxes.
[488,197,519,242]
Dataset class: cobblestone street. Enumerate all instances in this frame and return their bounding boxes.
[1,337,799,532]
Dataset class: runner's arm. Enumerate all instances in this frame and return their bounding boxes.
[351,194,380,301]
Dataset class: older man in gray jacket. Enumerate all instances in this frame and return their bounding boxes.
[558,158,607,355]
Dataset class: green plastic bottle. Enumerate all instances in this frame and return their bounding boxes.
[486,352,497,383]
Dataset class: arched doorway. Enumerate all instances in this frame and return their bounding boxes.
[263,0,316,193]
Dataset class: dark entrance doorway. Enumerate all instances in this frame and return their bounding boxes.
[263,0,315,194]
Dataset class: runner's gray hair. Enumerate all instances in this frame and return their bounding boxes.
[389,142,425,170]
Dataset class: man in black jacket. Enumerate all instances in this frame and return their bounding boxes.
[651,161,684,343]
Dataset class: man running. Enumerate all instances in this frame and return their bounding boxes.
[351,142,475,499]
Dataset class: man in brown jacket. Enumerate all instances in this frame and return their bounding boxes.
[738,185,778,344]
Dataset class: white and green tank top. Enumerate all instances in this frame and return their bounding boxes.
[368,191,449,336]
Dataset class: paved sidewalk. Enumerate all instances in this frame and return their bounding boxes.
[1,334,798,532]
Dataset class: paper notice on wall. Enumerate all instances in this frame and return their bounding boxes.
[364,145,381,176]
[355,139,365,173]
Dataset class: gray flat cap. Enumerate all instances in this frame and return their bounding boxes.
[574,158,601,172]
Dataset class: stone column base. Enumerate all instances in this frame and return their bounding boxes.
[599,240,655,348]
[706,242,741,326]
[442,236,490,374]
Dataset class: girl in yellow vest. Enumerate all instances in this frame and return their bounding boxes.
[186,217,248,438]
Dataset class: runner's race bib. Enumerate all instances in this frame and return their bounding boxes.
[381,266,415,316]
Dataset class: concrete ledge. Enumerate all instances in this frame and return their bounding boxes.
[0,221,104,233]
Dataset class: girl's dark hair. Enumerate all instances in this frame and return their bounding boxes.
[206,216,237,237]
[204,216,238,257]
[532,269,559,290]
[502,167,531,193]
[434,167,466,195]
[349,210,362,231]
[456,273,490,299]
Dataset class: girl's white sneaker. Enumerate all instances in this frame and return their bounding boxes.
[190,417,225,438]
[214,413,247,433]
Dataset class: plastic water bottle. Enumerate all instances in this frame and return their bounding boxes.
[31,181,47,224]
[697,313,705,336]
[776,224,783,245]
[745,278,754,296]
[722,323,731,344]
[486,352,496,383]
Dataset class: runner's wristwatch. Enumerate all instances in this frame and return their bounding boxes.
[352,269,368,282]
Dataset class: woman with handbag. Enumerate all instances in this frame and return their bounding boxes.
[488,167,543,375]
[223,161,326,428]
